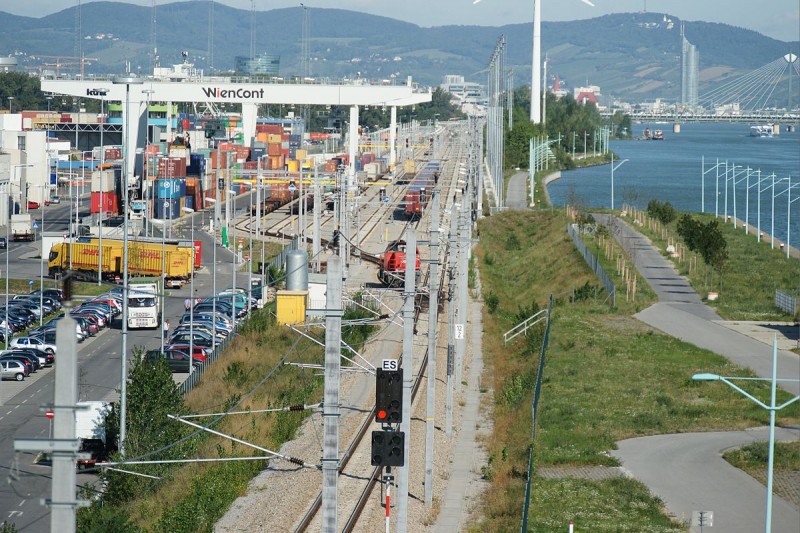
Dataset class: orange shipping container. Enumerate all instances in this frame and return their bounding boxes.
[267,143,282,156]
[256,132,269,143]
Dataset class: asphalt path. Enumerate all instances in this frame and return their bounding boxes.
[0,204,236,531]
[594,213,800,532]
[611,427,800,532]
[505,171,529,209]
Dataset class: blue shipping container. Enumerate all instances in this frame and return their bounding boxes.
[156,179,182,199]
[154,197,180,219]
[185,195,194,210]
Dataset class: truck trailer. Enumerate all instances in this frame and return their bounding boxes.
[11,214,34,242]
[48,238,196,284]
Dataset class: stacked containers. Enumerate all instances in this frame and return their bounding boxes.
[90,170,118,215]
[155,178,181,219]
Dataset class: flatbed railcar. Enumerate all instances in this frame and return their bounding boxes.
[403,161,441,218]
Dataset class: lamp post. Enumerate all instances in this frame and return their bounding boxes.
[112,75,143,457]
[610,154,629,211]
[91,89,110,285]
[227,188,238,330]
[7,96,13,113]
[182,207,195,374]
[31,184,49,326]
[5,165,33,349]
[692,338,800,533]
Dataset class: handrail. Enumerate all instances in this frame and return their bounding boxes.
[503,309,547,345]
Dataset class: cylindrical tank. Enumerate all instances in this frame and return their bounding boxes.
[673,123,681,134]
[285,249,308,291]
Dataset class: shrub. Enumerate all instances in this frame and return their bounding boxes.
[485,292,500,314]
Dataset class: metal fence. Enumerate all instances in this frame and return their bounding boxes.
[520,295,553,532]
[775,289,798,316]
[567,224,616,307]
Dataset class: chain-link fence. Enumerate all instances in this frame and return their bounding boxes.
[568,224,616,307]
[775,289,798,316]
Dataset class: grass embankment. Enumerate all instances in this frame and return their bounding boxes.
[105,304,376,532]
[622,208,800,321]
[473,209,800,532]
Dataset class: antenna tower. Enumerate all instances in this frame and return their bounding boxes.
[250,0,256,60]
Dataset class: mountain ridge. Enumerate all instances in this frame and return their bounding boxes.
[0,2,797,103]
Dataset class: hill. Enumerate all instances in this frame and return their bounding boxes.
[0,2,797,103]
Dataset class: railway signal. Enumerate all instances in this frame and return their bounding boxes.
[371,430,405,467]
[375,368,403,423]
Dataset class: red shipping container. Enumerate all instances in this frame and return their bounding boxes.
[267,143,281,156]
[242,161,258,170]
[158,157,187,178]
[90,191,118,215]
[256,124,283,135]
[233,145,250,161]
[210,150,228,170]
[281,148,290,157]
[104,148,122,160]
[219,142,235,151]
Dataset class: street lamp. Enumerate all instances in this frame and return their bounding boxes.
[29,183,49,326]
[112,75,143,457]
[182,207,195,374]
[5,165,33,349]
[610,154,629,211]
[692,338,800,533]
[93,88,109,286]
[227,189,239,330]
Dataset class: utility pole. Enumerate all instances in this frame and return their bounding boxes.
[396,229,416,533]
[321,256,342,531]
[424,190,440,506]
[313,168,321,272]
[445,204,457,435]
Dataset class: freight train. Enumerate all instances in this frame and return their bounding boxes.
[378,239,421,287]
[403,161,441,218]
[48,238,198,284]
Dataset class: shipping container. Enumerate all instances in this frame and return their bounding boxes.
[90,192,119,215]
[158,157,187,178]
[90,170,115,193]
[156,179,182,199]
[154,197,181,220]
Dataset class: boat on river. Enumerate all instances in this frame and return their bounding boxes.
[749,124,775,137]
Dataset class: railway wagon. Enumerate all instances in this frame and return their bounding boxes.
[378,239,421,287]
[403,161,441,218]
[250,184,296,216]
[48,240,195,283]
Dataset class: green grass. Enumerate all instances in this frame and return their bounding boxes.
[474,209,800,532]
[722,441,800,505]
[624,210,800,320]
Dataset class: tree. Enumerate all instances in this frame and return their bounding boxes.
[676,215,728,290]
[101,354,192,504]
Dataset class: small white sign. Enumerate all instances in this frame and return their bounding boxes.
[455,324,465,340]
[382,359,399,371]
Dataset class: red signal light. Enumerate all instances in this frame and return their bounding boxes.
[377,409,388,420]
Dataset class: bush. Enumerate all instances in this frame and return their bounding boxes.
[647,199,676,224]
[485,292,500,314]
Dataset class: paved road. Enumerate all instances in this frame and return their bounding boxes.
[0,207,235,532]
[595,213,800,533]
[612,427,800,533]
[505,171,529,209]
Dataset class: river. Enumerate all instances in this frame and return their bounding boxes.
[545,122,800,249]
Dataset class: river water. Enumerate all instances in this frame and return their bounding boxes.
[545,122,800,249]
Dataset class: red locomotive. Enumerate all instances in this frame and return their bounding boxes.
[378,240,421,287]
[403,161,440,218]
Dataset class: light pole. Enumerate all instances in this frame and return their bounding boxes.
[31,184,49,326]
[182,207,195,374]
[112,75,143,457]
[94,88,109,285]
[693,339,800,533]
[227,188,238,330]
[6,96,13,113]
[610,155,629,211]
[5,165,33,349]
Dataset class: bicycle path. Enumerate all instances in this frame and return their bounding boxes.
[594,214,800,532]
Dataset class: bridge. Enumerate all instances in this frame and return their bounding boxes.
[604,53,800,124]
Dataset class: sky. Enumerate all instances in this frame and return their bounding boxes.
[5,0,799,42]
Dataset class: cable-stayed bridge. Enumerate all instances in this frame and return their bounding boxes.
[606,53,800,123]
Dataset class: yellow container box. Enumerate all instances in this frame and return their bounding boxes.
[276,290,308,324]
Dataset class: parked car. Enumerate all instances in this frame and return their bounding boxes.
[168,331,215,348]
[7,347,52,367]
[0,237,6,249]
[1,359,28,381]
[10,336,57,354]
[50,196,61,204]
[0,354,36,374]
[30,288,64,302]
[27,200,40,209]
[165,344,209,362]
[144,349,202,373]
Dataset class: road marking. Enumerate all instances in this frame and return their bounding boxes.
[18,500,25,506]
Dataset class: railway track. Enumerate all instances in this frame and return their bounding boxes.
[295,131,466,532]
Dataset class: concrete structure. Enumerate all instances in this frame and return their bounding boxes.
[42,75,431,186]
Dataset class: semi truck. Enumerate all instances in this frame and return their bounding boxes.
[47,238,196,284]
[76,401,112,469]
[128,278,161,329]
[10,214,34,242]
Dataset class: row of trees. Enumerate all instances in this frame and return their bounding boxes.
[504,85,631,170]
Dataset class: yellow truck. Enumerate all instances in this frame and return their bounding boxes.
[48,239,194,283]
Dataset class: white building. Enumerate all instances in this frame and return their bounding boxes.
[440,75,484,103]
[0,113,50,225]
